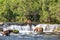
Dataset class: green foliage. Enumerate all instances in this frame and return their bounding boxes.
[0,0,60,24]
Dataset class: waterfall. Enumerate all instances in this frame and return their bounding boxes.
[35,24,60,32]
[0,24,60,40]
[3,24,60,33]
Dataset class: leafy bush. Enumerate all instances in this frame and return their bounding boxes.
[0,0,60,23]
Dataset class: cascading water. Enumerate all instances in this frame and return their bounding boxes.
[35,24,59,32]
[44,24,56,32]
[0,24,60,40]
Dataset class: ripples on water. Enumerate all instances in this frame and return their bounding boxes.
[0,35,60,40]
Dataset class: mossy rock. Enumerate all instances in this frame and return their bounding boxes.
[13,30,19,34]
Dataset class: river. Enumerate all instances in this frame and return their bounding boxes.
[0,34,60,40]
[0,23,60,40]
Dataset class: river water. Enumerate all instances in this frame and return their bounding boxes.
[0,34,60,40]
[0,24,60,40]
